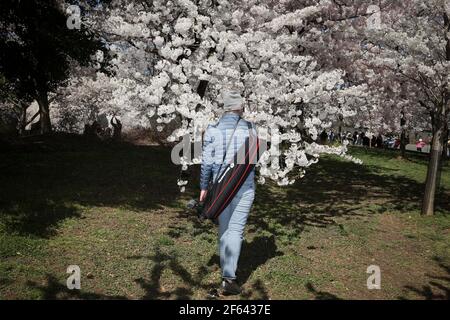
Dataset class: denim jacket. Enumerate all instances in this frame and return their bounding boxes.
[200,113,256,190]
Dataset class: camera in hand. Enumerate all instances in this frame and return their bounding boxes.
[186,199,206,220]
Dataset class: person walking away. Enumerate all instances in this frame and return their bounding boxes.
[200,90,256,296]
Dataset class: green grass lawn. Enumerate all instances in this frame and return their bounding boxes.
[0,136,449,299]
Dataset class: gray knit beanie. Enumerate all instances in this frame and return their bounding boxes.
[222,90,243,111]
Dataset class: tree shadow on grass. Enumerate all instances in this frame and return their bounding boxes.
[128,235,279,300]
[0,201,81,238]
[398,256,450,300]
[27,247,204,300]
[305,282,342,300]
[129,246,213,300]
[1,137,448,239]
[136,152,449,298]
[238,235,283,285]
[26,274,127,299]
[205,235,282,287]
[168,206,216,239]
[241,279,270,299]
[25,241,276,300]
[248,155,449,241]
[4,138,450,299]
[0,140,180,238]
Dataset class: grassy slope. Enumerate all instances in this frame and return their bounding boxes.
[0,137,449,300]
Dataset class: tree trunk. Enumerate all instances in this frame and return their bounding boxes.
[442,120,448,160]
[443,11,450,161]
[400,110,406,157]
[421,104,446,216]
[197,80,209,98]
[400,129,406,158]
[19,104,27,135]
[36,90,51,134]
[423,11,450,215]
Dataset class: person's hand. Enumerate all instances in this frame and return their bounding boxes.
[200,190,208,202]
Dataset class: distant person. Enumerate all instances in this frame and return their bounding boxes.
[416,138,426,152]
[91,120,102,139]
[353,131,358,145]
[362,133,370,147]
[447,139,450,157]
[371,135,377,148]
[376,134,383,148]
[328,130,335,142]
[346,131,353,143]
[320,130,328,144]
[111,116,122,141]
[360,132,366,146]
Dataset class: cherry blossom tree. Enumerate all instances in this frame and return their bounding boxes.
[278,0,448,214]
[6,0,444,214]
[60,0,366,188]
[355,0,449,215]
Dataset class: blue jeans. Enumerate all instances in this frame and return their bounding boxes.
[218,181,255,280]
